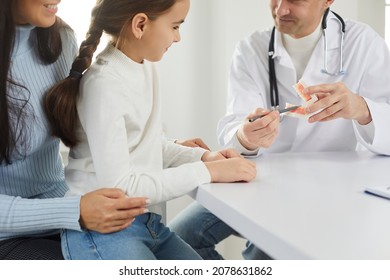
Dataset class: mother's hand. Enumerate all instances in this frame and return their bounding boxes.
[80,188,148,233]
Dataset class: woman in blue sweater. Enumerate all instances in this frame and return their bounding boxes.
[0,0,148,260]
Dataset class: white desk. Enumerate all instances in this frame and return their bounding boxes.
[195,151,390,260]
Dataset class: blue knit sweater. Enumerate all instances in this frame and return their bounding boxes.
[0,24,81,241]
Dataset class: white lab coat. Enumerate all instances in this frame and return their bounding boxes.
[218,13,390,156]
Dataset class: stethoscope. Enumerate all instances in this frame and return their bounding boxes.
[268,8,345,109]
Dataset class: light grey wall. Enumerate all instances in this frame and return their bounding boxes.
[332,0,385,35]
[160,0,270,150]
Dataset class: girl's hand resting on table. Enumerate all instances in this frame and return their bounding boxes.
[204,157,257,183]
[201,148,242,162]
[178,139,257,183]
[202,149,257,182]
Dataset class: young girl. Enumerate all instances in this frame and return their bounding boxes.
[45,0,257,260]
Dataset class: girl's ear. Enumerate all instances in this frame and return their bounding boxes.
[132,13,148,39]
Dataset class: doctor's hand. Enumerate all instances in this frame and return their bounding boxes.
[304,82,372,125]
[237,108,280,150]
[80,188,148,234]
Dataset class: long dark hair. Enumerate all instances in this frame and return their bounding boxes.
[0,0,63,164]
[44,0,178,148]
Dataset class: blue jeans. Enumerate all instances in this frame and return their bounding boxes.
[168,202,272,260]
[61,213,202,260]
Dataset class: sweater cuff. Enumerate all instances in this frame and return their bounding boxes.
[53,195,82,231]
[194,161,212,185]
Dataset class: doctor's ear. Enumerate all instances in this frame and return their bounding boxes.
[324,0,335,9]
[132,13,149,39]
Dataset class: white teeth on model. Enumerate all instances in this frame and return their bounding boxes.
[45,4,57,9]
